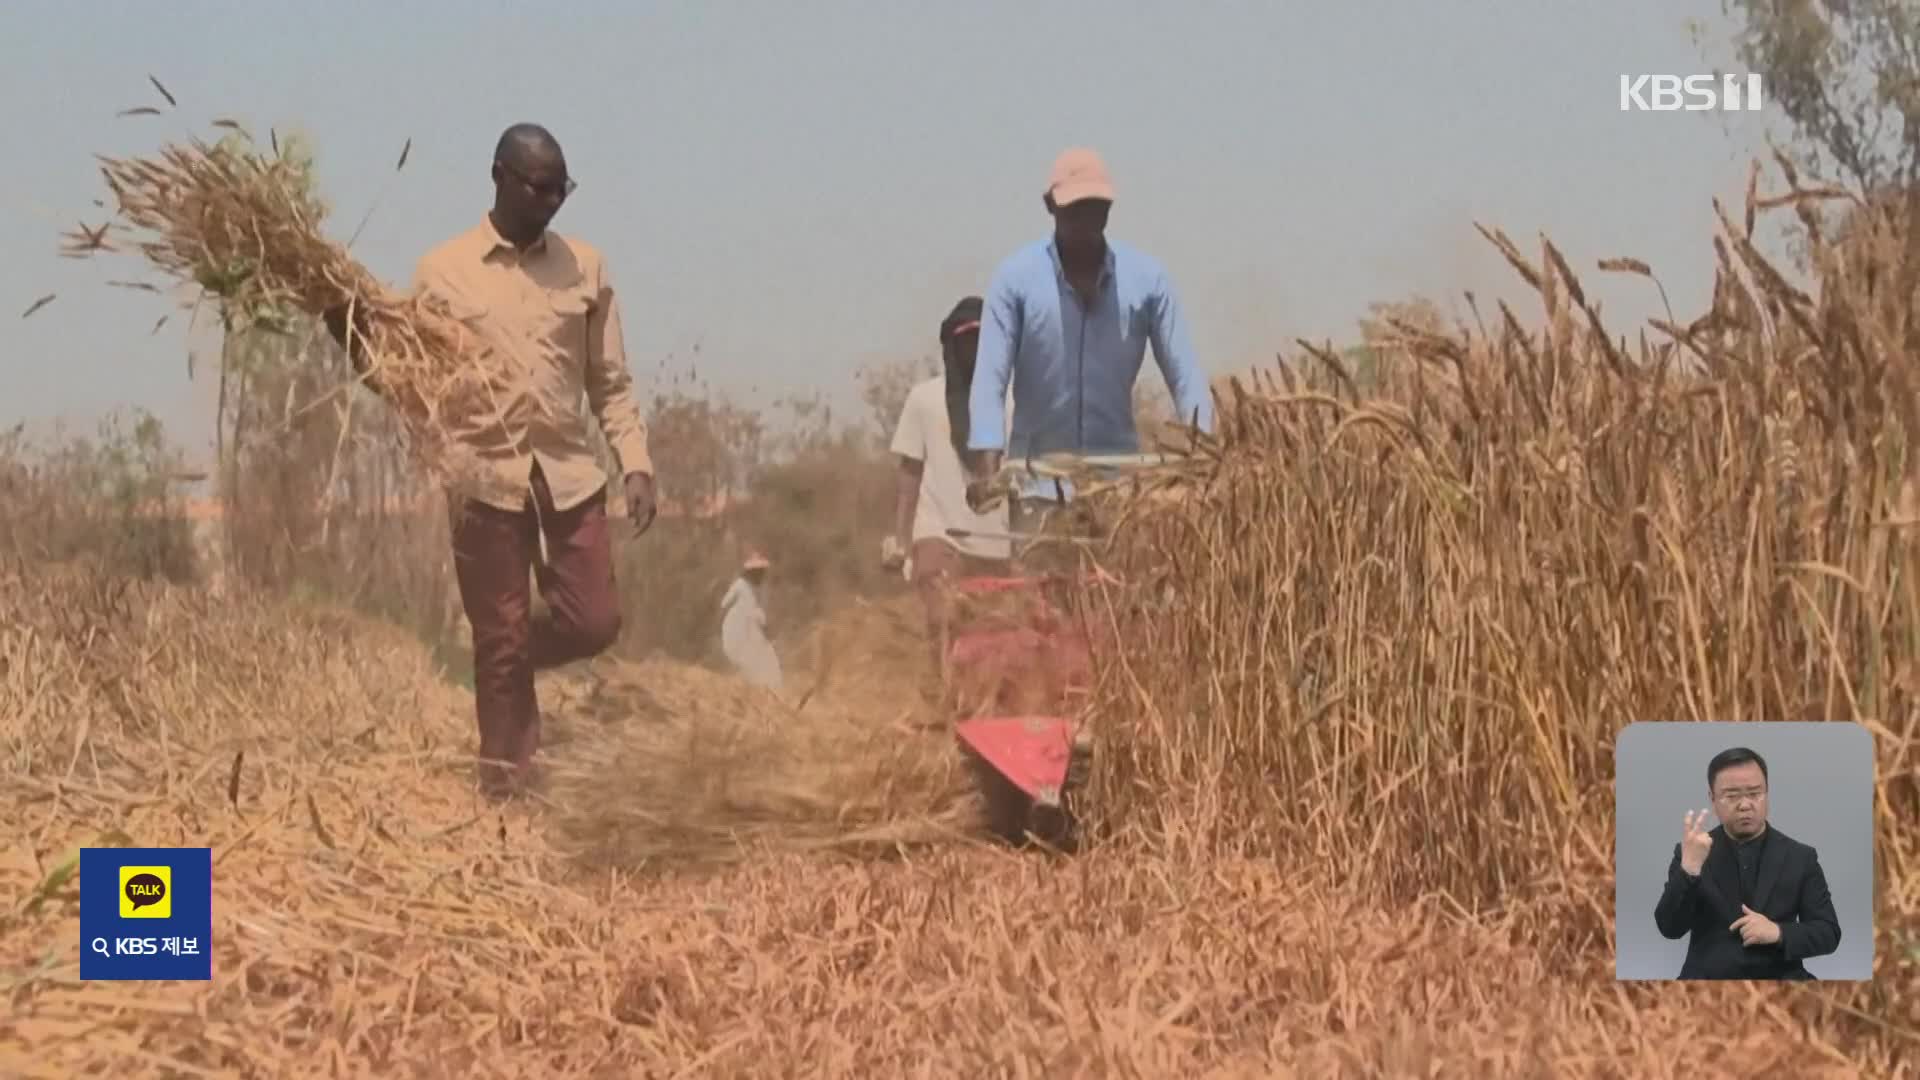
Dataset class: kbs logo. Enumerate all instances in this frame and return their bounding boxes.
[1620,74,1763,112]
[81,847,212,981]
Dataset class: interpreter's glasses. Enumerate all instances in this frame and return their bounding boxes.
[1715,788,1766,807]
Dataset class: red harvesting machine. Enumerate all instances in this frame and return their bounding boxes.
[939,451,1176,848]
[944,573,1100,849]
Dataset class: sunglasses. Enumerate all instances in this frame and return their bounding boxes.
[496,159,577,201]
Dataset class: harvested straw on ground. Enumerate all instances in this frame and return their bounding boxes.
[64,126,512,488]
[780,593,933,705]
[1,529,1898,1080]
[543,656,984,869]
[776,588,1090,719]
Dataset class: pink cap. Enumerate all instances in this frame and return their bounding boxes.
[1046,148,1115,206]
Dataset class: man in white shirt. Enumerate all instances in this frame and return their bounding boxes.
[720,551,782,691]
[884,296,1013,668]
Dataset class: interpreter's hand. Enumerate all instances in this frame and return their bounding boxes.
[624,471,657,537]
[1680,808,1714,877]
[1731,904,1781,946]
[881,535,906,571]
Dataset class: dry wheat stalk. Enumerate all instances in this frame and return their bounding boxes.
[63,126,521,494]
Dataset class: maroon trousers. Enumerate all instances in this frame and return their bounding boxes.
[451,465,622,795]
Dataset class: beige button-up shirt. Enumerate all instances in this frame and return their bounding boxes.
[413,216,652,513]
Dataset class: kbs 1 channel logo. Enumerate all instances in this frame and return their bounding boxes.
[1619,73,1764,113]
[79,847,212,981]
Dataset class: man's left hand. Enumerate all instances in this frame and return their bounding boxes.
[1731,904,1781,946]
[623,471,657,536]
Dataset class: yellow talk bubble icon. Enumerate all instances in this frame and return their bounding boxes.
[119,865,171,919]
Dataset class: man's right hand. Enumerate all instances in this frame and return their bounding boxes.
[965,449,1004,513]
[322,302,374,379]
[322,303,347,341]
[1680,808,1714,876]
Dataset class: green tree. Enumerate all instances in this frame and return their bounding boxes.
[1720,0,1920,193]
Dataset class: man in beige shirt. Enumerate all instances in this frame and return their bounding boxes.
[328,122,656,799]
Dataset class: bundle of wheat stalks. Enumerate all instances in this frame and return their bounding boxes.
[65,125,510,487]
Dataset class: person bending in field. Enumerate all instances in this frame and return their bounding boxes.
[326,122,657,800]
[882,296,1013,674]
[963,148,1214,546]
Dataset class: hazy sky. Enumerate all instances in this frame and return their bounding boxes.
[2,2,1785,467]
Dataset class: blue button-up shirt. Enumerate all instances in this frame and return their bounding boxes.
[966,237,1213,497]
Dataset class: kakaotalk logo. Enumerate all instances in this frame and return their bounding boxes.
[1620,74,1764,112]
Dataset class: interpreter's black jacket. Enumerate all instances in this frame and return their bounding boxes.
[1652,823,1841,980]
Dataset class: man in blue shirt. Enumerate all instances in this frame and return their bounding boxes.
[964,147,1214,528]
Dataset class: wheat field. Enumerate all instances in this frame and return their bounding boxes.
[2,156,1917,1076]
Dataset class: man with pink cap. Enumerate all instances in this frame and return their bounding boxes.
[720,550,782,690]
[964,147,1214,528]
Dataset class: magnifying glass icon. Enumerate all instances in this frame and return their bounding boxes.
[89,937,109,957]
